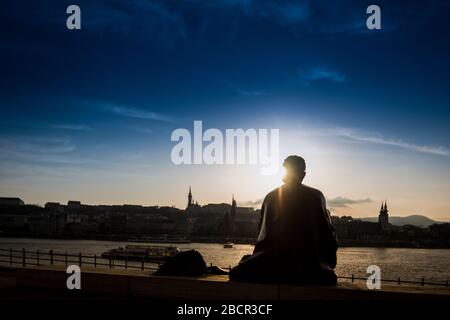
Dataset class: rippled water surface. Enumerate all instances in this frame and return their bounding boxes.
[1,238,449,283]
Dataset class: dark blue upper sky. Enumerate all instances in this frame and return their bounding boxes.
[2,1,450,134]
[1,1,450,217]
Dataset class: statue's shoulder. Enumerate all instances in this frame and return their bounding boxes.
[263,186,282,203]
[300,184,324,199]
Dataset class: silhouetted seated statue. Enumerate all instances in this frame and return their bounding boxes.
[230,155,338,285]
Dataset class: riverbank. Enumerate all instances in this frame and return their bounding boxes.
[1,264,449,300]
[1,234,450,249]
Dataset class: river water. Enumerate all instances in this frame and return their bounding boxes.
[0,238,449,284]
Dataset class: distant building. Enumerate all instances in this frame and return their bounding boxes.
[45,202,60,209]
[67,200,81,210]
[175,217,192,235]
[185,187,202,215]
[127,215,150,235]
[45,202,64,213]
[202,203,230,215]
[0,197,24,207]
[378,201,389,230]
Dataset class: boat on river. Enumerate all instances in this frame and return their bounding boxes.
[223,242,234,248]
[101,245,180,262]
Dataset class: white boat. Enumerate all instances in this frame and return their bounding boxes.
[101,245,180,261]
[223,242,234,248]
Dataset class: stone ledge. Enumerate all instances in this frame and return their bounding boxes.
[0,266,449,300]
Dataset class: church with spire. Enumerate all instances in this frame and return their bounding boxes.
[186,186,201,214]
[184,186,259,238]
[231,194,237,222]
[187,186,192,208]
[378,201,389,230]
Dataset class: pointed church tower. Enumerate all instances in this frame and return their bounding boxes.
[378,200,389,230]
[231,194,237,222]
[187,186,192,209]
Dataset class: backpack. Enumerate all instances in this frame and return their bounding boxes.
[155,249,207,276]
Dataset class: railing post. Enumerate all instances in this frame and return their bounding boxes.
[141,257,144,270]
[9,248,12,265]
[351,274,354,282]
[421,278,425,286]
[94,254,97,268]
[50,249,53,265]
[65,252,68,265]
[109,257,112,269]
[125,256,128,269]
[398,277,401,285]
[79,252,82,267]
[112,257,114,269]
[37,250,39,266]
[22,248,25,267]
[446,280,448,288]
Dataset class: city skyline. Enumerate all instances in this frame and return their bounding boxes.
[1,1,450,221]
[1,187,447,224]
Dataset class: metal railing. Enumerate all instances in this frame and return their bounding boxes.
[0,248,159,271]
[0,248,448,288]
[337,274,449,288]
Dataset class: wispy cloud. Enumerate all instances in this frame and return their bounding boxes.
[241,196,373,209]
[95,102,174,123]
[327,196,372,208]
[300,68,346,83]
[82,0,187,40]
[248,1,310,26]
[240,198,263,207]
[0,137,76,155]
[0,136,81,168]
[238,89,268,97]
[50,124,93,131]
[330,128,450,157]
[0,135,156,173]
[128,126,153,134]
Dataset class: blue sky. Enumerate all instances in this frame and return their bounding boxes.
[1,1,450,219]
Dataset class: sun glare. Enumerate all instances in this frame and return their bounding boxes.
[263,165,286,190]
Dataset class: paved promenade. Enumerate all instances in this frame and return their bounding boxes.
[0,264,449,300]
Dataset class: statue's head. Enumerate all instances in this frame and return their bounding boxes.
[282,155,306,184]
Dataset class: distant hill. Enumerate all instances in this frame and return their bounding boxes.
[360,215,440,228]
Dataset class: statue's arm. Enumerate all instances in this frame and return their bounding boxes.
[318,193,338,268]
